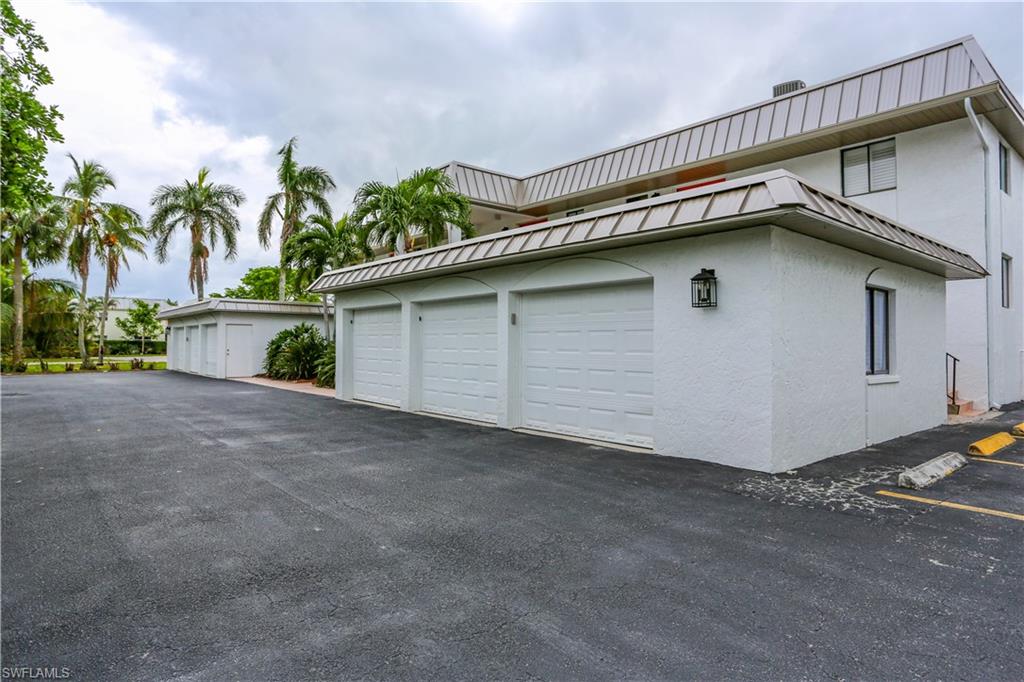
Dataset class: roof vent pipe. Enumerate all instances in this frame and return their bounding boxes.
[772,80,806,98]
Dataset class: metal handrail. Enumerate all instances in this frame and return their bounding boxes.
[945,352,959,406]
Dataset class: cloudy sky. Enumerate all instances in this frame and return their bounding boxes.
[23,1,1023,302]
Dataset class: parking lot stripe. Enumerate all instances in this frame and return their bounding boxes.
[875,490,1024,522]
[970,457,1024,469]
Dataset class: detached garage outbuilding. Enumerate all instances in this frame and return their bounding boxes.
[310,171,986,473]
[158,299,330,379]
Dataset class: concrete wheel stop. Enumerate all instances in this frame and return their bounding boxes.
[898,452,969,490]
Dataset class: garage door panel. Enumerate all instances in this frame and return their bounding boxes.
[521,282,654,447]
[419,297,498,423]
[352,306,402,406]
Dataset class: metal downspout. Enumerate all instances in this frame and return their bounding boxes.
[965,96,997,409]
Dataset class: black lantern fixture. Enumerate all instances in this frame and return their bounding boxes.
[690,268,717,308]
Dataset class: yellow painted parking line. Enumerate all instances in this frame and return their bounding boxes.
[876,490,1024,522]
[970,456,1024,469]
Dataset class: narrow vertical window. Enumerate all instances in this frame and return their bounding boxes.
[1003,254,1012,308]
[866,287,890,375]
[999,143,1011,195]
[843,139,896,197]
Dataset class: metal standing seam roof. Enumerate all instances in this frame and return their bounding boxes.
[157,298,331,320]
[444,36,1018,210]
[309,170,985,293]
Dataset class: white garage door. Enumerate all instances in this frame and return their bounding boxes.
[171,327,184,370]
[352,306,402,406]
[418,297,498,423]
[202,324,218,377]
[187,325,201,373]
[520,282,654,447]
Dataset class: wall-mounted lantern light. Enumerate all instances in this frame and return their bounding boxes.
[691,268,717,308]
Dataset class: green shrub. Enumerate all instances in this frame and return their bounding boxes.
[264,323,327,381]
[1,358,27,373]
[315,346,335,388]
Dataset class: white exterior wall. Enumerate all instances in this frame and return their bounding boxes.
[519,117,1023,409]
[769,229,947,471]
[165,312,327,379]
[333,224,948,472]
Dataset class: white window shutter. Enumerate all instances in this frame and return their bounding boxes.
[869,139,897,191]
[843,146,869,196]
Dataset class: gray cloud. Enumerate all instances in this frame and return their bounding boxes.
[26,1,1023,301]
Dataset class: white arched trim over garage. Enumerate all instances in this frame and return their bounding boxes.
[510,257,652,293]
[409,276,496,303]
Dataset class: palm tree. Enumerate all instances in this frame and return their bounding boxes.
[284,212,371,340]
[1,274,78,359]
[62,155,136,368]
[351,167,474,254]
[258,137,336,301]
[150,167,245,301]
[1,200,66,365]
[96,206,148,364]
[68,296,110,349]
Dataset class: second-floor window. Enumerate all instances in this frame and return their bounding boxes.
[1003,254,1013,308]
[999,143,1011,195]
[842,138,896,197]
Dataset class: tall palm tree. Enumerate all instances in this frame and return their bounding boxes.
[1,273,78,359]
[96,205,148,364]
[150,167,245,301]
[351,167,474,254]
[284,212,371,340]
[258,137,336,301]
[1,200,66,365]
[62,155,136,368]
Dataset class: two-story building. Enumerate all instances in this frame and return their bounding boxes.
[311,36,1019,472]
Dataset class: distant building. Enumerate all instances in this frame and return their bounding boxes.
[103,297,169,341]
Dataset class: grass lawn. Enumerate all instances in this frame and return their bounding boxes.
[26,354,166,363]
[18,361,167,375]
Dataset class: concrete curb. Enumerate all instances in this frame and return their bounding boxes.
[898,452,969,490]
[968,432,1015,456]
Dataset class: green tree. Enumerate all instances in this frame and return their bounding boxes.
[62,155,137,368]
[1,263,76,358]
[258,137,336,301]
[1,199,65,363]
[352,167,474,254]
[96,206,148,363]
[114,299,162,354]
[0,0,63,217]
[68,295,110,349]
[150,167,245,302]
[211,265,314,302]
[284,212,370,340]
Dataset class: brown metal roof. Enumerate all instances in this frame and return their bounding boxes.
[157,298,330,320]
[309,170,985,293]
[444,36,1020,211]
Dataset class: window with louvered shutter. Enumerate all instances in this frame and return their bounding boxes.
[842,139,896,197]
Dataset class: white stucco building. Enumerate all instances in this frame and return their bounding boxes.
[303,35,1020,472]
[431,36,1023,413]
[311,172,984,472]
[102,297,168,342]
[158,299,331,379]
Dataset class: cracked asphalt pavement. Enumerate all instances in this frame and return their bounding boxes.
[3,372,1022,680]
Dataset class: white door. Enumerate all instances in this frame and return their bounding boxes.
[520,282,654,447]
[202,324,218,376]
[225,324,253,377]
[418,297,498,422]
[187,325,201,373]
[351,306,402,406]
[171,328,185,370]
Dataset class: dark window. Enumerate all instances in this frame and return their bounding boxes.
[625,194,648,203]
[1003,254,1012,308]
[999,143,1011,195]
[843,139,896,197]
[566,208,584,217]
[865,287,891,375]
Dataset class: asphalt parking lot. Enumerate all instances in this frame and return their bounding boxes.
[3,372,1022,680]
